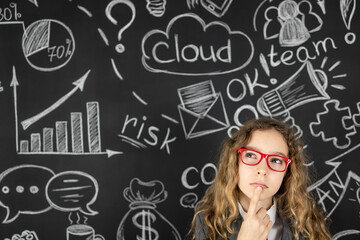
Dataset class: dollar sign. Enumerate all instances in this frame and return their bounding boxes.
[132,209,159,240]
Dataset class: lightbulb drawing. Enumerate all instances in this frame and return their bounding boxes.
[340,0,357,44]
[146,0,167,17]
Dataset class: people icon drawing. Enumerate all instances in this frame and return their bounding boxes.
[278,0,310,47]
[263,0,323,47]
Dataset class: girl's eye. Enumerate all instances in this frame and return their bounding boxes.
[246,153,256,158]
[270,157,285,165]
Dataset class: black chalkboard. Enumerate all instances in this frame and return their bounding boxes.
[0,0,359,239]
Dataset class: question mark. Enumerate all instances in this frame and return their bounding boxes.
[105,0,136,53]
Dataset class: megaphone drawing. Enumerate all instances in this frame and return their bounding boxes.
[257,61,330,117]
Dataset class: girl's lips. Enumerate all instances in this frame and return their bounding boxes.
[250,183,268,189]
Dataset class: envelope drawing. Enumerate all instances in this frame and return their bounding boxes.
[178,92,230,139]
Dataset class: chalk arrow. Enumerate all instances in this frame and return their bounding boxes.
[10,66,19,152]
[21,70,91,130]
[106,149,123,158]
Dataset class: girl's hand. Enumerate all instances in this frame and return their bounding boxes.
[237,187,273,240]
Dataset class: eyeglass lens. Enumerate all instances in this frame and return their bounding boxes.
[241,149,287,171]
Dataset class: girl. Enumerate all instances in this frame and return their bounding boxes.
[190,117,331,240]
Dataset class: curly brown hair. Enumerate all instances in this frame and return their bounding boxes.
[190,117,331,240]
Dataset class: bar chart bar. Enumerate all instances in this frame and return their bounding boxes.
[43,128,53,152]
[56,121,68,152]
[87,102,101,152]
[20,140,29,152]
[31,133,41,152]
[71,112,84,153]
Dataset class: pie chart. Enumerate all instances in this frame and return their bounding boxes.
[22,19,75,71]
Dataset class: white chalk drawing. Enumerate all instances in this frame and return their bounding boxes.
[46,171,99,216]
[77,5,93,17]
[319,57,347,90]
[118,134,148,149]
[333,230,360,240]
[281,112,303,139]
[304,148,360,238]
[328,170,360,218]
[317,0,326,14]
[177,80,230,139]
[75,2,127,79]
[0,165,103,236]
[181,163,217,190]
[186,0,199,9]
[257,61,329,117]
[20,70,90,130]
[297,0,323,32]
[0,8,74,71]
[0,165,102,238]
[233,105,259,127]
[340,0,357,44]
[27,0,38,7]
[180,193,198,209]
[119,114,177,154]
[266,37,338,69]
[132,91,148,105]
[111,58,124,80]
[180,163,217,210]
[19,101,121,157]
[67,224,105,240]
[187,0,233,18]
[279,0,310,46]
[146,0,166,17]
[261,0,323,47]
[263,5,280,40]
[105,0,136,53]
[10,67,121,158]
[4,230,39,240]
[310,100,357,149]
[161,114,179,124]
[340,0,356,31]
[22,19,75,71]
[226,78,247,102]
[353,102,360,127]
[308,144,360,213]
[226,68,269,103]
[0,165,55,223]
[253,0,272,32]
[142,13,254,76]
[76,3,128,81]
[0,3,21,22]
[259,53,270,77]
[117,178,181,240]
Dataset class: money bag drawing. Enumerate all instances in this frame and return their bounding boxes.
[116,178,181,240]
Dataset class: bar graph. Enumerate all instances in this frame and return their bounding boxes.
[18,101,105,155]
[11,67,121,158]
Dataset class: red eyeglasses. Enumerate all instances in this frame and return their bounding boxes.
[237,148,292,172]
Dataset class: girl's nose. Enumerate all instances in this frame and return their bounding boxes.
[256,156,269,175]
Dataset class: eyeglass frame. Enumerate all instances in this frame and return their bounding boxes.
[236,148,292,172]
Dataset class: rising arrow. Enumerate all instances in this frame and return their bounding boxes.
[21,70,91,130]
[10,66,19,152]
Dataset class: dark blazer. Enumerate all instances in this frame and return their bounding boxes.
[194,212,308,240]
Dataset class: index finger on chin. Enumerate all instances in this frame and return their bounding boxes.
[247,186,262,216]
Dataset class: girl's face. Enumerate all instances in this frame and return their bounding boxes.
[238,128,288,211]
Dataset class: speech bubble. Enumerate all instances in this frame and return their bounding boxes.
[0,165,55,223]
[45,171,98,216]
[180,192,198,209]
